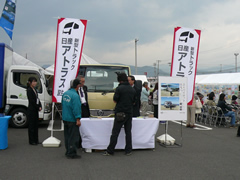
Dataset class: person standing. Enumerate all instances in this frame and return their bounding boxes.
[62,79,82,159]
[77,75,90,149]
[167,86,173,96]
[77,75,90,117]
[152,83,158,118]
[128,75,141,117]
[27,77,42,145]
[140,82,150,116]
[186,94,199,128]
[103,73,136,156]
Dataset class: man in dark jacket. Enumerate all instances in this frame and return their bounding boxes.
[128,75,141,117]
[77,75,90,148]
[77,75,90,117]
[103,73,136,156]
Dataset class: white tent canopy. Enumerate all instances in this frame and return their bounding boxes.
[12,52,52,75]
[196,73,240,85]
[45,53,99,75]
[13,52,42,69]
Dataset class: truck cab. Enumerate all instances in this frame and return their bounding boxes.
[5,65,52,127]
[78,64,130,117]
[0,43,52,128]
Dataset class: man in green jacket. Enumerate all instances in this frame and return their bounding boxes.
[62,79,82,159]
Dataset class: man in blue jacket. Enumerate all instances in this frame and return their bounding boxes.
[62,79,82,159]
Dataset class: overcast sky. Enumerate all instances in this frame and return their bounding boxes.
[1,0,240,73]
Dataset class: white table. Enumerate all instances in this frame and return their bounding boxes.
[79,117,159,150]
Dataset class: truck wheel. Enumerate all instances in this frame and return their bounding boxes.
[10,108,28,128]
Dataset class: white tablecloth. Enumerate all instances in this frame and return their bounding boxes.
[80,117,159,150]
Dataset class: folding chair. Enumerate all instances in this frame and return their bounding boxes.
[216,107,231,127]
[201,105,210,125]
[210,106,218,127]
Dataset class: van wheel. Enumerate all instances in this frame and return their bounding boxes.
[10,108,28,128]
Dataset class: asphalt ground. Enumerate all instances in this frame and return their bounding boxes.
[1,119,240,180]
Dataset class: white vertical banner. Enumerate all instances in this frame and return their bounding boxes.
[158,76,187,121]
[52,18,87,103]
[170,27,201,105]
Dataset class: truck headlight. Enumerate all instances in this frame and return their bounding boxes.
[44,103,52,113]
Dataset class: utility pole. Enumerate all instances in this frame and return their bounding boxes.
[135,38,139,75]
[156,60,161,78]
[153,63,156,78]
[234,53,239,72]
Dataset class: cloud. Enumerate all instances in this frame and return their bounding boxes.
[1,0,240,73]
[13,29,56,66]
[196,0,240,69]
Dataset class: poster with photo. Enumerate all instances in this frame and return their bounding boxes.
[158,76,187,121]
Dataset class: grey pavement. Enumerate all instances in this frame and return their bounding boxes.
[1,120,240,180]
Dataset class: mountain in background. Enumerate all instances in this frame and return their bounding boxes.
[129,65,169,76]
[42,62,237,76]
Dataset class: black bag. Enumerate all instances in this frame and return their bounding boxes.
[115,112,126,121]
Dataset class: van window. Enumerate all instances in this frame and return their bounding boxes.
[12,72,42,93]
[79,66,129,92]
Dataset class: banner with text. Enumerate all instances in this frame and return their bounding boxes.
[52,18,87,103]
[0,0,16,39]
[170,27,201,105]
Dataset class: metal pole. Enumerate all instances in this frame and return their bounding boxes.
[135,38,139,75]
[156,60,161,79]
[234,53,239,72]
[153,63,156,78]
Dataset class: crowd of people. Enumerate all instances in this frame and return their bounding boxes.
[188,91,240,131]
[26,73,240,159]
[26,74,158,159]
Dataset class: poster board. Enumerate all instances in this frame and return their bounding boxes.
[158,76,187,121]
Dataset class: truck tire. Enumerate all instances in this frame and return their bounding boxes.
[10,108,28,128]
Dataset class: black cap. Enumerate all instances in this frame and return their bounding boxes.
[232,95,237,100]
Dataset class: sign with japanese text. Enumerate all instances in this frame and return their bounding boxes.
[52,18,87,102]
[170,27,201,105]
[158,76,187,121]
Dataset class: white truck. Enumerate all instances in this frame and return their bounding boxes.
[0,43,52,128]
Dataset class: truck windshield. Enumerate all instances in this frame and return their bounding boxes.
[78,66,129,92]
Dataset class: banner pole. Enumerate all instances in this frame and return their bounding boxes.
[42,102,61,147]
[51,102,55,137]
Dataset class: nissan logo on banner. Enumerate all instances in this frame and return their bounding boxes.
[170,27,201,105]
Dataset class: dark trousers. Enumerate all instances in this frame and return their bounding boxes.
[28,109,39,144]
[107,113,132,154]
[154,105,158,118]
[63,121,80,157]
